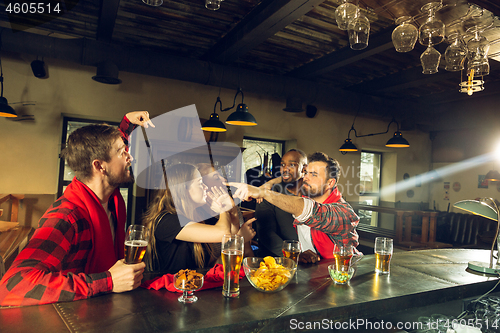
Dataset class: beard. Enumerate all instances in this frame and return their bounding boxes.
[108,166,134,188]
[301,182,327,198]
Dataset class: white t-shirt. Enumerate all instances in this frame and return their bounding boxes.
[294,198,316,254]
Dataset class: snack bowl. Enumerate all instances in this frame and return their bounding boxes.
[174,269,204,303]
[243,257,297,293]
[328,265,355,285]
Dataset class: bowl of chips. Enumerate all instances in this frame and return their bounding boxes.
[243,256,297,293]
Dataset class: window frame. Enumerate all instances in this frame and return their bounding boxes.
[359,150,382,198]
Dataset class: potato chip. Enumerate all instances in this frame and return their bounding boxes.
[250,256,292,291]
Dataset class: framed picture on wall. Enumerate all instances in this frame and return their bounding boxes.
[478,175,488,188]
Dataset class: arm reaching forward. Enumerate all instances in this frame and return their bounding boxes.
[228,182,305,216]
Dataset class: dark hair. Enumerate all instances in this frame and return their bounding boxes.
[60,124,122,181]
[287,148,307,165]
[307,151,340,185]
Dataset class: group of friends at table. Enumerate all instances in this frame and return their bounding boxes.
[0,112,360,307]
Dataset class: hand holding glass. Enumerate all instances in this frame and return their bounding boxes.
[124,225,149,264]
[222,234,244,297]
[375,237,393,274]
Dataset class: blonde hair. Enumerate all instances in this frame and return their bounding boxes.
[142,163,216,271]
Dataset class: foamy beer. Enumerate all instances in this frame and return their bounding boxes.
[221,234,244,297]
[124,225,149,264]
[374,237,393,274]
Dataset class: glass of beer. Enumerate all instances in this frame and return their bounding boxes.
[374,237,393,274]
[333,244,353,272]
[282,240,301,265]
[124,225,149,264]
[221,234,244,298]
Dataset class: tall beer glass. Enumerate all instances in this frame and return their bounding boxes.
[374,237,393,274]
[221,234,244,297]
[124,225,149,264]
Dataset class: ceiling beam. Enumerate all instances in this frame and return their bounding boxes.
[201,0,326,64]
[349,66,458,94]
[287,28,394,79]
[96,0,121,42]
[1,29,402,119]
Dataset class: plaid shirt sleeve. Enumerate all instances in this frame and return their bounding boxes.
[294,198,360,246]
[0,202,112,307]
[118,115,138,149]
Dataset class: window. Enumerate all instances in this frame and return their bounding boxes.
[241,137,284,183]
[358,151,381,226]
[57,117,132,219]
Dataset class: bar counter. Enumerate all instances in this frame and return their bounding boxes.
[1,249,499,332]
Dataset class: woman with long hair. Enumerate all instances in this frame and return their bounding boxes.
[197,163,255,257]
[143,163,254,273]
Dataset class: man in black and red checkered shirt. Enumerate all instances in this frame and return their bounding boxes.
[230,152,360,264]
[0,111,154,307]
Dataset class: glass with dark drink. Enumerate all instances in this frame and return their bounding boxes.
[124,225,149,264]
[221,234,244,297]
[375,237,393,274]
[282,240,301,265]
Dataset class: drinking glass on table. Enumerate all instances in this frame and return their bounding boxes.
[221,234,244,297]
[333,244,353,272]
[282,240,301,265]
[374,237,393,274]
[124,225,149,264]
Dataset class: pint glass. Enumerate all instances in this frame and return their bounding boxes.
[374,237,393,274]
[124,225,149,264]
[333,244,353,272]
[221,234,244,297]
[282,240,301,265]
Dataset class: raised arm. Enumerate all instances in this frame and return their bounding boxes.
[294,198,360,247]
[228,182,305,216]
[294,198,359,232]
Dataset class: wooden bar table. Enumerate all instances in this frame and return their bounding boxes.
[1,249,498,332]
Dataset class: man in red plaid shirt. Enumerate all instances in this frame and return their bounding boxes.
[230,152,360,263]
[0,111,154,307]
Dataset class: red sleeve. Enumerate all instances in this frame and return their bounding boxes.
[0,207,112,307]
[118,115,138,149]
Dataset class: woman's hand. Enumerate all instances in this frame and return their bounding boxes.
[207,186,234,214]
[237,218,256,243]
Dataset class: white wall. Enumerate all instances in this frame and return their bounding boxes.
[430,162,500,213]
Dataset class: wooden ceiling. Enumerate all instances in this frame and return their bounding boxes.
[1,0,500,132]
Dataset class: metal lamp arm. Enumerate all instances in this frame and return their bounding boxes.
[352,118,400,138]
[480,198,500,268]
[219,88,244,112]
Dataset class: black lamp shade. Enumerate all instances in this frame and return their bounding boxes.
[386,131,410,148]
[485,170,500,182]
[201,113,227,132]
[339,138,358,152]
[92,60,122,84]
[0,97,17,117]
[226,103,257,126]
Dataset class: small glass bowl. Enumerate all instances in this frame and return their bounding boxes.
[174,273,204,303]
[328,265,355,284]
